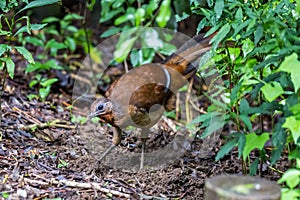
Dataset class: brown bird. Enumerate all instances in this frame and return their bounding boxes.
[89,33,215,169]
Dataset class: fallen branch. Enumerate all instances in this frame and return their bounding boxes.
[12,106,42,125]
[19,119,75,131]
[24,178,131,198]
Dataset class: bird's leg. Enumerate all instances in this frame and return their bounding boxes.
[140,128,149,169]
[98,127,122,163]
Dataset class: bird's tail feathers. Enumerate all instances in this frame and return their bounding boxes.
[164,32,216,79]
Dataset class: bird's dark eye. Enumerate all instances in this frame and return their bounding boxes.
[96,103,104,111]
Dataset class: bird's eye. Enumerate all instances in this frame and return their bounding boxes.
[96,103,104,111]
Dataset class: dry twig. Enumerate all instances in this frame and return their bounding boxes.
[19,119,75,131]
[24,178,132,198]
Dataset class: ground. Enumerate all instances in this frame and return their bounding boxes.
[0,71,288,199]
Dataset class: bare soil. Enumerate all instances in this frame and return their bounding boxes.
[0,71,288,200]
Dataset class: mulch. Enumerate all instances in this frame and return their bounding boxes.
[0,72,288,199]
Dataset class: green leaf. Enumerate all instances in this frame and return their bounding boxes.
[271,122,286,163]
[288,148,300,161]
[206,0,213,7]
[0,44,8,56]
[159,43,177,55]
[135,7,145,26]
[114,37,137,63]
[228,47,240,61]
[239,99,251,115]
[63,13,83,21]
[130,48,155,67]
[142,29,164,50]
[215,137,238,161]
[191,111,222,124]
[246,18,256,33]
[39,86,51,100]
[30,23,47,30]
[232,19,251,37]
[156,0,171,28]
[100,27,121,38]
[214,0,224,19]
[45,39,67,50]
[130,49,140,67]
[15,46,35,64]
[297,0,300,14]
[210,23,231,51]
[114,8,135,26]
[16,0,60,15]
[240,115,252,131]
[24,36,44,46]
[278,169,300,189]
[283,116,300,144]
[29,79,38,88]
[290,103,300,119]
[242,132,269,160]
[261,81,284,102]
[271,143,285,165]
[0,2,7,13]
[40,78,58,87]
[280,189,300,200]
[66,25,78,33]
[2,192,9,199]
[100,7,124,23]
[5,57,15,79]
[254,25,263,45]
[45,60,63,70]
[250,158,259,176]
[14,27,29,37]
[278,53,300,92]
[42,16,60,23]
[201,113,226,138]
[230,81,242,106]
[65,37,76,52]
[235,7,243,21]
[196,18,208,33]
[242,38,254,57]
[26,62,42,73]
[58,158,69,168]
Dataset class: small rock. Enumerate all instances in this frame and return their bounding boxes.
[17,189,27,198]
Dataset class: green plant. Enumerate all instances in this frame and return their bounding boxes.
[0,0,61,128]
[278,158,300,199]
[1,192,9,199]
[185,0,300,193]
[57,158,69,168]
[28,74,58,101]
[25,58,62,101]
[42,13,86,53]
[99,0,180,66]
[0,0,61,78]
[71,115,88,125]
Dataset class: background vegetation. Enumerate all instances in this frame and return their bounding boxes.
[0,0,300,199]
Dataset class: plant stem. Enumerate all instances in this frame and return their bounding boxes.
[0,69,8,133]
[82,1,92,71]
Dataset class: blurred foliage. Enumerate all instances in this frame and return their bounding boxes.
[0,0,61,101]
[1,0,300,198]
[186,0,300,197]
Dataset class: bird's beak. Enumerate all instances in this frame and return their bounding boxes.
[87,109,105,121]
[87,112,97,121]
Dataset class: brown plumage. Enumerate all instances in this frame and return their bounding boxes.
[89,33,215,168]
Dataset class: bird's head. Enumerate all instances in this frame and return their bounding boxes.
[89,98,113,120]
